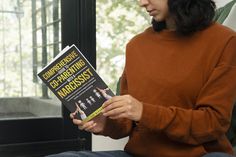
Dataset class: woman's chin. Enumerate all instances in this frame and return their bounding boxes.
[153,17,162,22]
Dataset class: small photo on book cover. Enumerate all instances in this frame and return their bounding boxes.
[38,45,114,122]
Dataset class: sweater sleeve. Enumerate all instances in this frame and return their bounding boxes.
[98,69,133,139]
[139,36,236,145]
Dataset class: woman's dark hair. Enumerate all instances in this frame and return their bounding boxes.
[152,0,216,35]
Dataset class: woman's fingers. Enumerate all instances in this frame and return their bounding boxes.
[101,95,143,121]
[70,113,106,134]
[109,112,126,119]
[102,96,124,108]
[102,105,126,117]
[102,98,126,113]
[77,120,94,130]
[72,119,83,126]
[85,122,97,132]
[70,113,76,119]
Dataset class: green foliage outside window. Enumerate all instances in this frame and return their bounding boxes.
[96,0,150,93]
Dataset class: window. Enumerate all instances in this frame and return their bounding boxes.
[0,0,61,120]
[0,0,94,156]
[96,0,150,92]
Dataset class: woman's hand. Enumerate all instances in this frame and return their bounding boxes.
[102,95,143,121]
[70,113,106,133]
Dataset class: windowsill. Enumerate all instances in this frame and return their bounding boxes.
[0,97,61,120]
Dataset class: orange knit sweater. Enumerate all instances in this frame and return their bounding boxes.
[100,23,236,157]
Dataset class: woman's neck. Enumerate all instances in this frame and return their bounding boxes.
[165,17,176,31]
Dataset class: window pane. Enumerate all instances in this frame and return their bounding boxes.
[96,0,150,92]
[0,0,61,120]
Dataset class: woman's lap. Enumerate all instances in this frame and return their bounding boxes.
[45,150,132,157]
[202,152,234,157]
[46,151,234,157]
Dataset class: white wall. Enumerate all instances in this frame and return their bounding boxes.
[92,135,128,151]
[214,0,232,8]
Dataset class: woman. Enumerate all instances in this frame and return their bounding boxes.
[47,0,236,156]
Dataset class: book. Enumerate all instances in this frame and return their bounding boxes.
[38,44,114,122]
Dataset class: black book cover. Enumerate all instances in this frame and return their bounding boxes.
[38,45,114,122]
